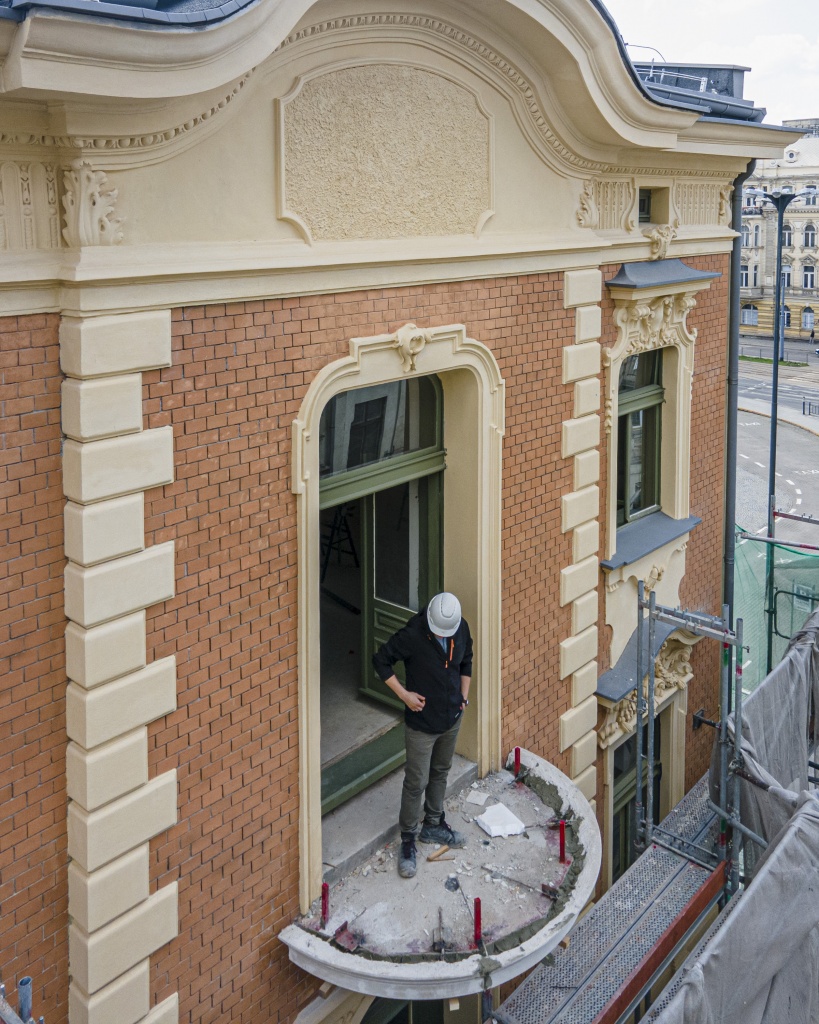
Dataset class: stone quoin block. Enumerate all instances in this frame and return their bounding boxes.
[573,520,600,563]
[563,268,603,308]
[62,374,143,442]
[65,613,147,689]
[64,494,145,567]
[562,342,601,384]
[66,729,149,811]
[68,962,149,1024]
[571,730,598,777]
[573,450,600,491]
[562,414,600,458]
[572,661,599,706]
[67,772,177,872]
[559,625,598,679]
[60,310,172,379]
[574,377,601,417]
[66,657,177,749]
[559,695,598,752]
[69,883,178,994]
[561,486,600,533]
[62,426,174,505]
[68,846,149,933]
[64,542,175,629]
[574,763,597,801]
[572,591,599,635]
[575,303,603,342]
[560,555,599,607]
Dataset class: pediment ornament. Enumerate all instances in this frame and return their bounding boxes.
[394,323,432,372]
[597,634,696,749]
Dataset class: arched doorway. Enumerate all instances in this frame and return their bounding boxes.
[292,322,504,909]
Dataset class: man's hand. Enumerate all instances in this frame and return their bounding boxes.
[403,691,426,712]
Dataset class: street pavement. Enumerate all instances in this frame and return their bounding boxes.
[737,360,819,438]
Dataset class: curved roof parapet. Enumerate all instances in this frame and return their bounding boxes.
[279,749,601,999]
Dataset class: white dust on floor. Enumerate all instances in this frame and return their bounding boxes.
[304,769,577,958]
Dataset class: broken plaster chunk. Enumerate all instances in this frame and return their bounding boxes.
[476,803,526,838]
[466,790,490,807]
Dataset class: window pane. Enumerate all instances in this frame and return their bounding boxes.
[374,482,412,608]
[618,406,660,522]
[618,350,661,392]
[319,377,439,478]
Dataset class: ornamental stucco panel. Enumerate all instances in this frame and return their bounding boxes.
[279,64,492,241]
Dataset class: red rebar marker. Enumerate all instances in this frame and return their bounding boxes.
[473,897,482,947]
[514,746,521,776]
[559,820,566,863]
[320,882,329,928]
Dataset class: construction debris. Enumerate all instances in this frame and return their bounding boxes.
[476,803,526,838]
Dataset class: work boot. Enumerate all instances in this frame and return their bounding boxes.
[398,836,417,878]
[418,816,465,848]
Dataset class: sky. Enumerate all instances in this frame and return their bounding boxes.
[602,0,819,126]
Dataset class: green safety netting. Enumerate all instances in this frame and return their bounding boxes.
[734,523,819,691]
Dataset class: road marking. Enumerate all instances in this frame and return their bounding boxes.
[790,507,798,513]
[743,659,752,670]
[740,453,749,459]
[797,499,802,505]
[776,472,782,478]
[796,488,802,495]
[754,462,765,468]
[756,525,767,534]
[787,479,795,486]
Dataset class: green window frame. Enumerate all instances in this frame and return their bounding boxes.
[319,376,445,510]
[616,350,663,528]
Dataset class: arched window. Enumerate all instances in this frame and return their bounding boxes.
[805,223,816,248]
[741,223,750,247]
[783,305,792,328]
[741,304,759,326]
[752,264,759,287]
[802,307,814,330]
[783,223,793,247]
[803,264,815,289]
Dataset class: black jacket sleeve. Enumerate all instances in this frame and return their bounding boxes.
[373,624,414,681]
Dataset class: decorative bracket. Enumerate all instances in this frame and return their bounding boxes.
[62,160,124,247]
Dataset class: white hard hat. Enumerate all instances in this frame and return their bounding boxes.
[427,592,461,637]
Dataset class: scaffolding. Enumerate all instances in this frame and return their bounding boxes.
[493,597,819,1024]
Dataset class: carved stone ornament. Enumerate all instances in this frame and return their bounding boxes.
[394,323,431,372]
[597,634,696,749]
[607,291,698,365]
[643,563,665,594]
[62,161,123,247]
[718,184,733,226]
[643,223,678,260]
[576,180,599,229]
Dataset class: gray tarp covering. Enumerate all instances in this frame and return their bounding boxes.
[648,794,819,1024]
[710,608,819,874]
[650,611,819,1023]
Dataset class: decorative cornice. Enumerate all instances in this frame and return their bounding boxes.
[0,72,253,156]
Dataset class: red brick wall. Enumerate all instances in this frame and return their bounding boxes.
[142,274,575,1021]
[0,314,67,1022]
[679,253,730,786]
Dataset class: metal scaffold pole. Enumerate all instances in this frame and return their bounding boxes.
[635,584,745,887]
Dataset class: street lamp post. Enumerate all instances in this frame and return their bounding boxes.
[745,187,814,671]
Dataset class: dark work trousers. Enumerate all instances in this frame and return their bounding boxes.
[399,717,461,838]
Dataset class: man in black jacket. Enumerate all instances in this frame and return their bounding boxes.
[372,592,472,878]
